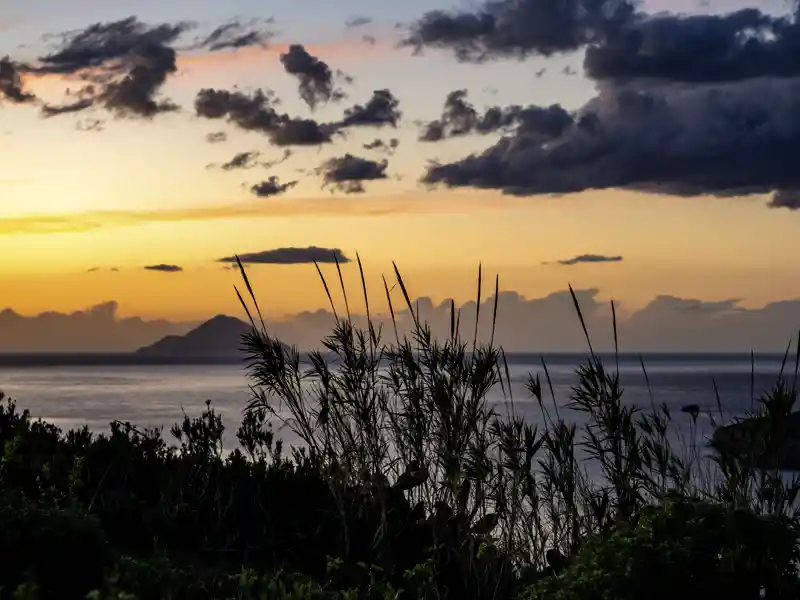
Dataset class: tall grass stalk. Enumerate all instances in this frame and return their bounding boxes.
[234,255,800,576]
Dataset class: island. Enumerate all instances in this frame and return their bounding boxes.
[135,314,252,359]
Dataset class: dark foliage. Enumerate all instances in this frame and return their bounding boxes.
[2,262,800,598]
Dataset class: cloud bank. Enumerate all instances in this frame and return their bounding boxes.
[408,1,800,209]
[0,302,191,353]
[5,290,800,353]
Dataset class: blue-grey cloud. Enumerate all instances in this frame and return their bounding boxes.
[194,19,275,52]
[208,151,262,171]
[403,0,635,62]
[279,44,345,109]
[419,89,572,142]
[345,16,372,28]
[584,9,800,83]
[250,176,298,197]
[31,17,188,118]
[423,79,800,208]
[319,154,388,194]
[0,57,35,104]
[341,89,401,127]
[194,88,339,146]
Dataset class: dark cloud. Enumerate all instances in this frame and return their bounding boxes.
[87,266,119,272]
[271,118,337,146]
[549,254,623,266]
[583,9,800,83]
[195,88,281,133]
[420,89,481,140]
[363,137,399,153]
[34,17,188,74]
[319,154,388,194]
[262,149,292,168]
[279,44,343,109]
[100,43,180,117]
[144,264,183,272]
[212,151,262,171]
[250,176,298,197]
[514,104,574,138]
[340,89,401,127]
[195,19,275,52]
[345,16,372,28]
[768,189,800,209]
[194,88,337,146]
[0,57,35,103]
[403,0,636,62]
[420,89,572,141]
[205,131,227,143]
[406,2,800,84]
[31,16,188,118]
[363,35,377,46]
[218,247,351,265]
[422,79,800,206]
[41,98,94,117]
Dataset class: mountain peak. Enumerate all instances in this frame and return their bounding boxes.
[135,314,252,358]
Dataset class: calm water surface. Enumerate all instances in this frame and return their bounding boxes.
[0,354,793,451]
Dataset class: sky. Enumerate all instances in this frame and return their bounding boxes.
[2,0,800,351]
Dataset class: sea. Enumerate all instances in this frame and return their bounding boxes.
[0,353,795,456]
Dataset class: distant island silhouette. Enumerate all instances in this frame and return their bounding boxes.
[135,315,251,358]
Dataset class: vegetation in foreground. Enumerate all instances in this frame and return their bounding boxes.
[1,258,800,599]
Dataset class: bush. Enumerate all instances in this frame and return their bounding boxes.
[524,495,800,600]
[0,497,109,599]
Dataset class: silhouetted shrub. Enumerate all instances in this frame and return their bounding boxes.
[0,496,109,599]
[524,494,800,600]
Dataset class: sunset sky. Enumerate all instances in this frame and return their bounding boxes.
[2,0,800,325]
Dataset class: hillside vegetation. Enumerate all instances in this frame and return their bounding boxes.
[1,259,799,599]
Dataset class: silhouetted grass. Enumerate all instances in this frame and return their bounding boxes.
[0,257,798,599]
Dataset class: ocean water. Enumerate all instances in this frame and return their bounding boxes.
[0,354,794,454]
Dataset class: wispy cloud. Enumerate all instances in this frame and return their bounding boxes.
[0,192,523,237]
[176,36,394,75]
